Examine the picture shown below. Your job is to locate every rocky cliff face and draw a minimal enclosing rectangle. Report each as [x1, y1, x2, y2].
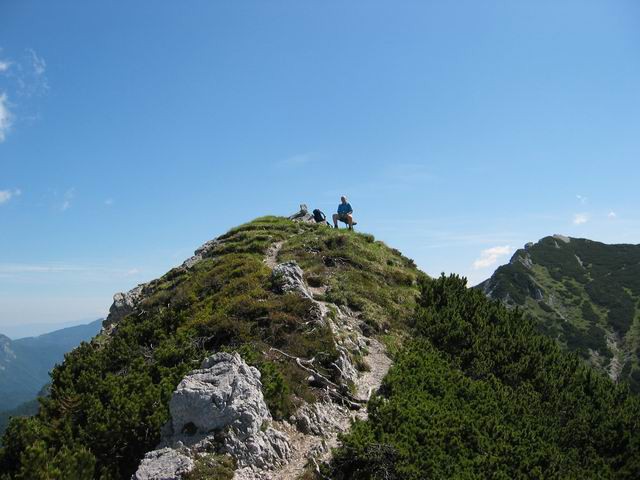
[477, 235, 640, 391]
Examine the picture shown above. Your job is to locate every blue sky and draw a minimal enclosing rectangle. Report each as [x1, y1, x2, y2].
[1, 1, 639, 336]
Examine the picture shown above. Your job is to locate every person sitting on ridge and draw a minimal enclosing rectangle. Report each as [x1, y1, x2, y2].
[333, 196, 356, 230]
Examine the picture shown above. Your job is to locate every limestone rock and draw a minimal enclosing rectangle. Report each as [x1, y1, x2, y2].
[170, 352, 269, 437]
[103, 284, 145, 329]
[518, 253, 533, 269]
[334, 348, 359, 385]
[181, 238, 221, 269]
[295, 402, 344, 436]
[225, 426, 291, 469]
[271, 262, 313, 300]
[194, 238, 221, 258]
[134, 448, 194, 480]
[135, 352, 291, 477]
[288, 204, 315, 223]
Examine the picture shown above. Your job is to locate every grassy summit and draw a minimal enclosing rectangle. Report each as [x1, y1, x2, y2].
[477, 235, 640, 391]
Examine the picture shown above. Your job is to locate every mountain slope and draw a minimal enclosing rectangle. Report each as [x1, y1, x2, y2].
[1, 219, 639, 480]
[0, 216, 420, 479]
[478, 235, 640, 390]
[328, 274, 640, 479]
[0, 320, 103, 411]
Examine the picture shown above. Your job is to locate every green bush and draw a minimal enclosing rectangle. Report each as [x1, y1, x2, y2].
[329, 275, 640, 479]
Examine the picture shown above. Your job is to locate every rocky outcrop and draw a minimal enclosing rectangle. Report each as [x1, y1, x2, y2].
[271, 262, 313, 300]
[334, 348, 359, 385]
[181, 238, 221, 269]
[517, 253, 534, 269]
[134, 448, 194, 480]
[288, 204, 315, 223]
[170, 352, 270, 437]
[133, 353, 291, 480]
[225, 426, 291, 470]
[293, 402, 345, 436]
[102, 284, 145, 329]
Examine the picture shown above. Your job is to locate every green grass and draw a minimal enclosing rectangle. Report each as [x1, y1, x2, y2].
[278, 226, 421, 332]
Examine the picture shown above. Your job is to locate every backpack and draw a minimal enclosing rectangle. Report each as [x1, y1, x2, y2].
[312, 209, 326, 223]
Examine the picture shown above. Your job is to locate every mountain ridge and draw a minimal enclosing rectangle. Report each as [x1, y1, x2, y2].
[478, 234, 640, 390]
[1, 217, 639, 479]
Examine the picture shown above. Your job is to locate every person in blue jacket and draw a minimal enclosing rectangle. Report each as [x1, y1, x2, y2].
[333, 196, 354, 230]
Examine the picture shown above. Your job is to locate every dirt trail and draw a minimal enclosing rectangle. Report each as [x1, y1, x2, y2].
[233, 243, 393, 480]
[355, 337, 392, 402]
[235, 336, 391, 480]
[264, 241, 283, 269]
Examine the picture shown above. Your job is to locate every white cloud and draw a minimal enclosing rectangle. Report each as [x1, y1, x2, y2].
[0, 49, 49, 141]
[473, 245, 512, 270]
[0, 188, 20, 205]
[27, 49, 46, 76]
[59, 188, 75, 211]
[0, 92, 12, 142]
[0, 262, 143, 279]
[608, 211, 617, 219]
[573, 213, 589, 225]
[576, 194, 588, 205]
[0, 263, 84, 274]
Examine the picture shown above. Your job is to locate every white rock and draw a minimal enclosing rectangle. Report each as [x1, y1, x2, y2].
[170, 352, 269, 437]
[288, 205, 315, 223]
[134, 448, 194, 480]
[103, 284, 145, 329]
[295, 402, 344, 436]
[334, 348, 359, 385]
[135, 352, 291, 478]
[271, 262, 313, 300]
[181, 238, 221, 269]
[225, 427, 291, 469]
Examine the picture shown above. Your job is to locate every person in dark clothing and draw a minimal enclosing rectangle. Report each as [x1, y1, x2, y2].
[333, 196, 354, 230]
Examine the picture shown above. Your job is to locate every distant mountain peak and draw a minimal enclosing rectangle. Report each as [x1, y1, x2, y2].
[478, 235, 640, 390]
